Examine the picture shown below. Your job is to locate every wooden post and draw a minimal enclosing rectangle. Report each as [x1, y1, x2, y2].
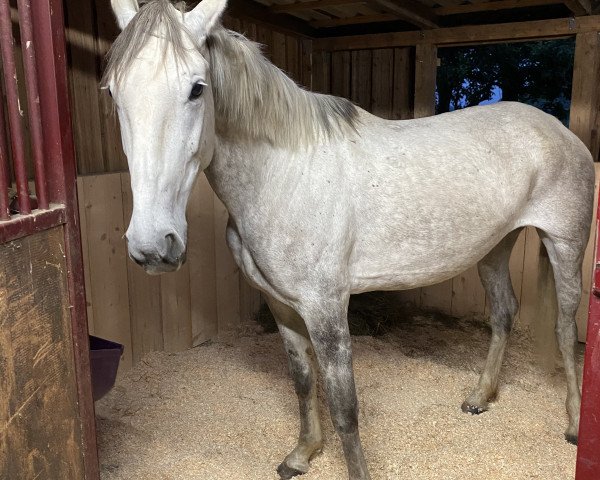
[414, 44, 437, 118]
[570, 31, 600, 161]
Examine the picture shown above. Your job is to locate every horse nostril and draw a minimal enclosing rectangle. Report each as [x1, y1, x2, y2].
[165, 232, 176, 249]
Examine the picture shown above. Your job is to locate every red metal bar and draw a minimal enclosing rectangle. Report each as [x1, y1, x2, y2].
[576, 192, 600, 479]
[0, 206, 65, 244]
[0, 0, 30, 214]
[16, 0, 48, 210]
[0, 104, 10, 220]
[31, 1, 99, 478]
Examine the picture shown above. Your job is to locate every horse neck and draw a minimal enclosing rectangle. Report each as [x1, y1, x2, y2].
[204, 136, 302, 222]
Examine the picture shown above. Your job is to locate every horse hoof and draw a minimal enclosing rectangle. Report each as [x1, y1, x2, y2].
[461, 401, 487, 415]
[277, 462, 305, 479]
[565, 433, 578, 445]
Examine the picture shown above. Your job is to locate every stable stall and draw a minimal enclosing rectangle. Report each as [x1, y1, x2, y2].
[2, 0, 600, 478]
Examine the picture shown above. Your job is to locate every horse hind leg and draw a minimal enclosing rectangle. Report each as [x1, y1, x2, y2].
[537, 230, 584, 444]
[462, 229, 522, 415]
[266, 297, 324, 479]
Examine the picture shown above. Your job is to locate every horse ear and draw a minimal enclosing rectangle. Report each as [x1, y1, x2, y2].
[185, 0, 228, 40]
[111, 0, 139, 30]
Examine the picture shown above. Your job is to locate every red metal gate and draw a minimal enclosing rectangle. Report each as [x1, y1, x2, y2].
[0, 0, 98, 478]
[577, 192, 600, 479]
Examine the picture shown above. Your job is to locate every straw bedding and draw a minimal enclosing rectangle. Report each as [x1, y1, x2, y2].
[96, 296, 580, 479]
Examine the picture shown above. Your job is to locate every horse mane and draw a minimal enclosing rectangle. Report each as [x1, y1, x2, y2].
[102, 0, 358, 149]
[207, 29, 358, 147]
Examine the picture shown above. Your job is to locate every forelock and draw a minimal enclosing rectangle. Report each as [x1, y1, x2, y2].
[102, 0, 198, 87]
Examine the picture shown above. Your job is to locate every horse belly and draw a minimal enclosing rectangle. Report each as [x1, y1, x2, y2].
[347, 155, 531, 293]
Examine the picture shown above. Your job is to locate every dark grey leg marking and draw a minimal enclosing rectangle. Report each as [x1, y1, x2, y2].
[302, 299, 371, 480]
[463, 229, 521, 414]
[267, 298, 323, 479]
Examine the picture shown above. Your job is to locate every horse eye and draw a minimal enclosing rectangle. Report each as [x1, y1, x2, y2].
[189, 83, 204, 100]
[108, 88, 113, 98]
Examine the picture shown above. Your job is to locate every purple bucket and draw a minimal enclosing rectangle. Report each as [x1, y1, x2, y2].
[89, 335, 124, 401]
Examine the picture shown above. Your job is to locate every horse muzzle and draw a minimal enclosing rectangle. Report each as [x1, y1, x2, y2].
[126, 231, 187, 275]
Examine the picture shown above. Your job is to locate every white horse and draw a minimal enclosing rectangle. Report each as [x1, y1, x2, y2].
[105, 1, 594, 478]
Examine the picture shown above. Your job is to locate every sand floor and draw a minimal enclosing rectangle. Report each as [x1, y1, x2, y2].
[96, 308, 581, 480]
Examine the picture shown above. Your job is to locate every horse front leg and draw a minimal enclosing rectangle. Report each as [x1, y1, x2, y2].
[301, 299, 371, 480]
[267, 298, 324, 479]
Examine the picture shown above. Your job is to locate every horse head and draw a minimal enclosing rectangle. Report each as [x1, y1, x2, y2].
[106, 0, 227, 274]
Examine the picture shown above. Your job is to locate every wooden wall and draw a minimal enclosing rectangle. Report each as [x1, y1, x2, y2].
[313, 47, 414, 119]
[77, 173, 263, 371]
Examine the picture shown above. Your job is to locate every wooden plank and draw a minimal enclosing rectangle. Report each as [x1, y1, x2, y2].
[120, 173, 164, 362]
[451, 265, 486, 317]
[300, 38, 313, 89]
[576, 163, 600, 341]
[370, 0, 439, 29]
[517, 227, 541, 330]
[436, 0, 562, 16]
[371, 49, 394, 118]
[64, 0, 104, 174]
[312, 51, 332, 93]
[81, 174, 132, 369]
[257, 25, 274, 60]
[241, 19, 258, 41]
[392, 47, 413, 119]
[414, 44, 437, 118]
[93, 0, 128, 172]
[187, 174, 219, 346]
[331, 50, 352, 98]
[223, 15, 241, 32]
[570, 31, 600, 160]
[351, 50, 372, 110]
[239, 276, 261, 324]
[272, 31, 287, 70]
[272, 0, 367, 13]
[421, 279, 453, 312]
[313, 15, 600, 51]
[312, 14, 400, 29]
[227, 0, 316, 38]
[396, 288, 422, 307]
[76, 177, 95, 334]
[564, 0, 593, 15]
[0, 228, 85, 480]
[160, 261, 192, 352]
[508, 228, 527, 323]
[286, 35, 301, 82]
[213, 196, 240, 339]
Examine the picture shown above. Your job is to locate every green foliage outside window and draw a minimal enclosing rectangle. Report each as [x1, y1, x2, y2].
[436, 39, 575, 125]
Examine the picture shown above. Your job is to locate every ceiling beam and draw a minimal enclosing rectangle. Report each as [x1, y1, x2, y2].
[271, 0, 367, 14]
[369, 0, 439, 28]
[313, 14, 600, 50]
[435, 0, 564, 16]
[563, 0, 593, 15]
[311, 13, 400, 28]
[227, 0, 317, 37]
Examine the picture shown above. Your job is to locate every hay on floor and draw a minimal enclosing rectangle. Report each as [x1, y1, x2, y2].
[96, 299, 580, 480]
